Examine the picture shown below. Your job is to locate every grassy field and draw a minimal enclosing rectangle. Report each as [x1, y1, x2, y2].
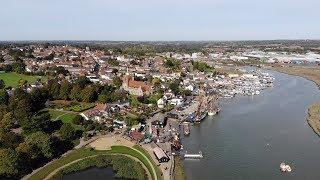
[306, 104, 320, 136]
[0, 72, 46, 87]
[272, 66, 320, 86]
[48, 109, 83, 130]
[173, 156, 185, 180]
[28, 146, 160, 180]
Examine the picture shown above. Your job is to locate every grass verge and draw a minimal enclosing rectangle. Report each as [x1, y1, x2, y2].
[28, 146, 160, 180]
[173, 156, 185, 180]
[133, 145, 162, 180]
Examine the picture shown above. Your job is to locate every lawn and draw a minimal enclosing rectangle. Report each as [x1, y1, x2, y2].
[48, 109, 83, 130]
[0, 72, 46, 87]
[28, 146, 161, 180]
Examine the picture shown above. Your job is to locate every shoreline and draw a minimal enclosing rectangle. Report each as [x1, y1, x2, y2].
[269, 66, 320, 136]
[306, 104, 320, 137]
[173, 156, 185, 180]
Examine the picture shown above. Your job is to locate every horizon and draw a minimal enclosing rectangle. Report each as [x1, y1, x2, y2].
[1, 0, 320, 41]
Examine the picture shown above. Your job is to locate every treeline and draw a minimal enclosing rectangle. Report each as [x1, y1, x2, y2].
[0, 75, 127, 179]
[0, 86, 80, 178]
[45, 76, 125, 103]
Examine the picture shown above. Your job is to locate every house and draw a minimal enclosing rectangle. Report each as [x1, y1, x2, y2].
[122, 75, 152, 96]
[113, 119, 127, 128]
[157, 98, 165, 108]
[80, 109, 102, 121]
[169, 98, 183, 106]
[185, 84, 194, 91]
[153, 147, 170, 163]
[129, 130, 144, 142]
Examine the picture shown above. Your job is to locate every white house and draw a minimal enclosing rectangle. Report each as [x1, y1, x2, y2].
[185, 84, 194, 91]
[169, 98, 183, 106]
[157, 98, 165, 108]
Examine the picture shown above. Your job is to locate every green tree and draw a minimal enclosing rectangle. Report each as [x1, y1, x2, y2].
[13, 98, 32, 124]
[0, 148, 22, 177]
[72, 115, 84, 125]
[17, 132, 53, 160]
[0, 79, 5, 89]
[169, 81, 181, 95]
[59, 123, 76, 141]
[69, 85, 82, 101]
[0, 105, 8, 120]
[30, 88, 48, 112]
[0, 130, 22, 149]
[59, 80, 71, 100]
[81, 86, 97, 103]
[75, 76, 91, 88]
[0, 112, 16, 131]
[21, 111, 51, 134]
[47, 79, 60, 99]
[0, 89, 9, 105]
[113, 76, 123, 89]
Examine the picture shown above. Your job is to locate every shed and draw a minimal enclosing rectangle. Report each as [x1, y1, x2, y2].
[153, 147, 170, 163]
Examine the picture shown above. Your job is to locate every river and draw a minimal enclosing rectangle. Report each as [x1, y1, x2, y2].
[181, 70, 320, 180]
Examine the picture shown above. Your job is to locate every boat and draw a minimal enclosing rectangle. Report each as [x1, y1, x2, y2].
[183, 122, 190, 136]
[184, 151, 203, 159]
[279, 162, 292, 172]
[280, 163, 286, 172]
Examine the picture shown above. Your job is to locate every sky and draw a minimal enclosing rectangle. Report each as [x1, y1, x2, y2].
[0, 0, 319, 41]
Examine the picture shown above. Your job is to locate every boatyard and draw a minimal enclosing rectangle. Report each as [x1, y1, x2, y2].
[141, 68, 276, 172]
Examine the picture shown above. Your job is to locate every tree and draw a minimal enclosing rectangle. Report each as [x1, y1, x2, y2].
[0, 89, 9, 105]
[0, 112, 15, 131]
[75, 76, 91, 88]
[72, 115, 84, 125]
[169, 81, 180, 95]
[18, 132, 54, 160]
[0, 148, 22, 177]
[59, 80, 71, 100]
[0, 79, 5, 89]
[69, 85, 82, 101]
[47, 79, 60, 99]
[0, 105, 8, 120]
[13, 98, 32, 124]
[81, 86, 97, 103]
[113, 76, 123, 89]
[18, 79, 28, 87]
[21, 111, 51, 134]
[30, 88, 48, 112]
[0, 129, 22, 149]
[59, 123, 76, 141]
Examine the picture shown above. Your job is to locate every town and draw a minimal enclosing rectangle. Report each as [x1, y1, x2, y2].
[0, 40, 320, 180]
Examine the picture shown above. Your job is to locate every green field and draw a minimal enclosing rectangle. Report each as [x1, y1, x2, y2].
[28, 146, 162, 180]
[0, 72, 47, 87]
[48, 109, 83, 130]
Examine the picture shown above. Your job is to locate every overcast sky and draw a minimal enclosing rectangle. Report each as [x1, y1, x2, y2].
[0, 0, 319, 41]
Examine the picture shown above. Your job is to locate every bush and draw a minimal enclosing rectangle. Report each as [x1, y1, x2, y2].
[72, 115, 84, 125]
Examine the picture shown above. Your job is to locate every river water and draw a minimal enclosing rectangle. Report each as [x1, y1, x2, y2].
[181, 70, 320, 180]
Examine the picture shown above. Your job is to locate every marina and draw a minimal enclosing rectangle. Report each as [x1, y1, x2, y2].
[181, 70, 320, 180]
